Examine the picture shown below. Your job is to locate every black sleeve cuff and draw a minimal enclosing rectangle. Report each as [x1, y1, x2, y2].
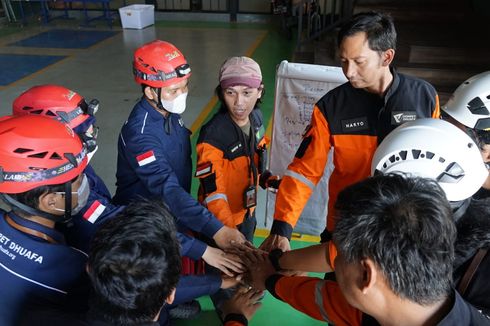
[223, 313, 248, 325]
[270, 220, 293, 240]
[265, 274, 285, 301]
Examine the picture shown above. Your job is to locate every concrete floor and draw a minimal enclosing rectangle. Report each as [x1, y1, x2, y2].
[0, 14, 327, 325]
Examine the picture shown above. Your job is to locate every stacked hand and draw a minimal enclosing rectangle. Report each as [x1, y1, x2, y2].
[202, 246, 244, 277]
[227, 242, 276, 291]
[213, 226, 247, 250]
[221, 287, 264, 322]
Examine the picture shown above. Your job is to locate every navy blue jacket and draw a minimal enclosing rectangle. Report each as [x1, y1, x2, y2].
[60, 166, 125, 253]
[114, 98, 223, 258]
[0, 211, 89, 325]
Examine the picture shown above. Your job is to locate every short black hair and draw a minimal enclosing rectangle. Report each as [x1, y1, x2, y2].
[215, 84, 264, 113]
[475, 129, 490, 147]
[87, 199, 181, 324]
[333, 173, 455, 305]
[337, 11, 397, 52]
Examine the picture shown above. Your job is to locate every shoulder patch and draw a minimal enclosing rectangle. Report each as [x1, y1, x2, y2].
[136, 150, 156, 166]
[196, 162, 213, 177]
[83, 200, 106, 223]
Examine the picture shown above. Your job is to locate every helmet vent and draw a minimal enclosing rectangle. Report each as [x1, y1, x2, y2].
[30, 109, 43, 115]
[467, 97, 489, 115]
[14, 148, 33, 154]
[50, 152, 63, 160]
[412, 149, 421, 159]
[27, 151, 48, 159]
[436, 162, 464, 184]
[46, 110, 57, 117]
[22, 106, 33, 111]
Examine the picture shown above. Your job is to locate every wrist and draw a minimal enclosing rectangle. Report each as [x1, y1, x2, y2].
[268, 248, 284, 272]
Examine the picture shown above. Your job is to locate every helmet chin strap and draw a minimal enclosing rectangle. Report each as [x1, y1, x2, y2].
[0, 182, 74, 225]
[152, 87, 172, 134]
[450, 197, 471, 222]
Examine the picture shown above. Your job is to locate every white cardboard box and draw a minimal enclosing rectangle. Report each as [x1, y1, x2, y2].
[119, 4, 155, 29]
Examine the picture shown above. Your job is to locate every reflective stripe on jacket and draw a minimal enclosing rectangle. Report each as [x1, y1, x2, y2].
[196, 109, 268, 228]
[272, 70, 440, 237]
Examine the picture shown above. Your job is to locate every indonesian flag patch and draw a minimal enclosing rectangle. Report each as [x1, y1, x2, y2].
[136, 150, 156, 166]
[195, 162, 212, 177]
[83, 200, 106, 223]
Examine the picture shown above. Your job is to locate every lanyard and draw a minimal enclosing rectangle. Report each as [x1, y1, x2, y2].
[244, 124, 258, 187]
[5, 214, 57, 244]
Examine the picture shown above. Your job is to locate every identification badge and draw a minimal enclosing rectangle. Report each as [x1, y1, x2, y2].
[243, 186, 257, 209]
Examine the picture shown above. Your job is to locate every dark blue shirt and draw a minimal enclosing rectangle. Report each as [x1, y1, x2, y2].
[0, 211, 89, 325]
[113, 98, 223, 259]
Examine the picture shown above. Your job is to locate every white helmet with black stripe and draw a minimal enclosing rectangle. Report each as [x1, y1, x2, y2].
[371, 118, 487, 202]
[442, 71, 490, 130]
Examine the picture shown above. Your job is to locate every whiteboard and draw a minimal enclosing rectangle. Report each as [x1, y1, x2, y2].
[266, 60, 347, 236]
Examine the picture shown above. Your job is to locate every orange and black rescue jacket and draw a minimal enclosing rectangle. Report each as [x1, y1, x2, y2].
[196, 109, 268, 228]
[271, 70, 440, 238]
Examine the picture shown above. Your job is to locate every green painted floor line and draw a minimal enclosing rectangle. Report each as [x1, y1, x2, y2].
[174, 236, 327, 326]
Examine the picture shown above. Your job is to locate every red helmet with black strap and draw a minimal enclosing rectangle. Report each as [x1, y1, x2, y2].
[13, 84, 98, 130]
[13, 84, 99, 154]
[0, 115, 87, 222]
[133, 40, 191, 88]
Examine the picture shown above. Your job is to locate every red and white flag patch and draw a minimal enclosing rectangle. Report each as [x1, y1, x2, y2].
[83, 200, 106, 223]
[195, 162, 212, 177]
[136, 150, 156, 167]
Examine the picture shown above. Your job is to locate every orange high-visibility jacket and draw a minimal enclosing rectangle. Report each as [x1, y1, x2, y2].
[196, 109, 268, 228]
[271, 70, 440, 237]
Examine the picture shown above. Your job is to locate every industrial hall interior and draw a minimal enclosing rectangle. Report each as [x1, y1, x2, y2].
[0, 0, 489, 325]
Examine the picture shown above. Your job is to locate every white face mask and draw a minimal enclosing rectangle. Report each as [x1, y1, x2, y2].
[160, 92, 188, 114]
[54, 174, 90, 215]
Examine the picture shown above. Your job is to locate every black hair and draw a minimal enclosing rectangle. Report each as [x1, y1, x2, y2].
[454, 198, 490, 268]
[87, 199, 181, 325]
[215, 84, 265, 113]
[337, 11, 397, 52]
[475, 129, 490, 147]
[332, 173, 455, 305]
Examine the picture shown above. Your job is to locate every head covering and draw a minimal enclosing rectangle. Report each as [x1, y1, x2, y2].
[219, 56, 262, 89]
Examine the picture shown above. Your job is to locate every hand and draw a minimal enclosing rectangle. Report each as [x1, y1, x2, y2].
[237, 245, 275, 291]
[259, 170, 281, 190]
[221, 288, 264, 322]
[213, 226, 246, 250]
[202, 246, 245, 277]
[259, 234, 291, 252]
[221, 274, 243, 289]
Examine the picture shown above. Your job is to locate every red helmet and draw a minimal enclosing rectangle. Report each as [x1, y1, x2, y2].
[0, 115, 87, 194]
[133, 40, 191, 88]
[12, 84, 98, 130]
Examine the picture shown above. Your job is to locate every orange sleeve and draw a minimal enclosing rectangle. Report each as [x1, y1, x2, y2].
[273, 106, 331, 228]
[196, 142, 235, 227]
[271, 275, 362, 326]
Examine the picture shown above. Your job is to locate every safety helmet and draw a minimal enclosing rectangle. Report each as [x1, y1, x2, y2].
[12, 84, 98, 130]
[442, 71, 490, 130]
[133, 40, 191, 88]
[0, 115, 87, 194]
[371, 118, 487, 202]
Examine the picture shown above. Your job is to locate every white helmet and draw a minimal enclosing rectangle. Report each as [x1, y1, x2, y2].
[371, 118, 487, 202]
[442, 71, 490, 130]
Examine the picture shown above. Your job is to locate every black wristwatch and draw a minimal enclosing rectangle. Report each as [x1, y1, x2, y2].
[268, 248, 284, 272]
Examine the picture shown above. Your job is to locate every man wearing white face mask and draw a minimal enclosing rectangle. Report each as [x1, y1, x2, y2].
[114, 41, 247, 318]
